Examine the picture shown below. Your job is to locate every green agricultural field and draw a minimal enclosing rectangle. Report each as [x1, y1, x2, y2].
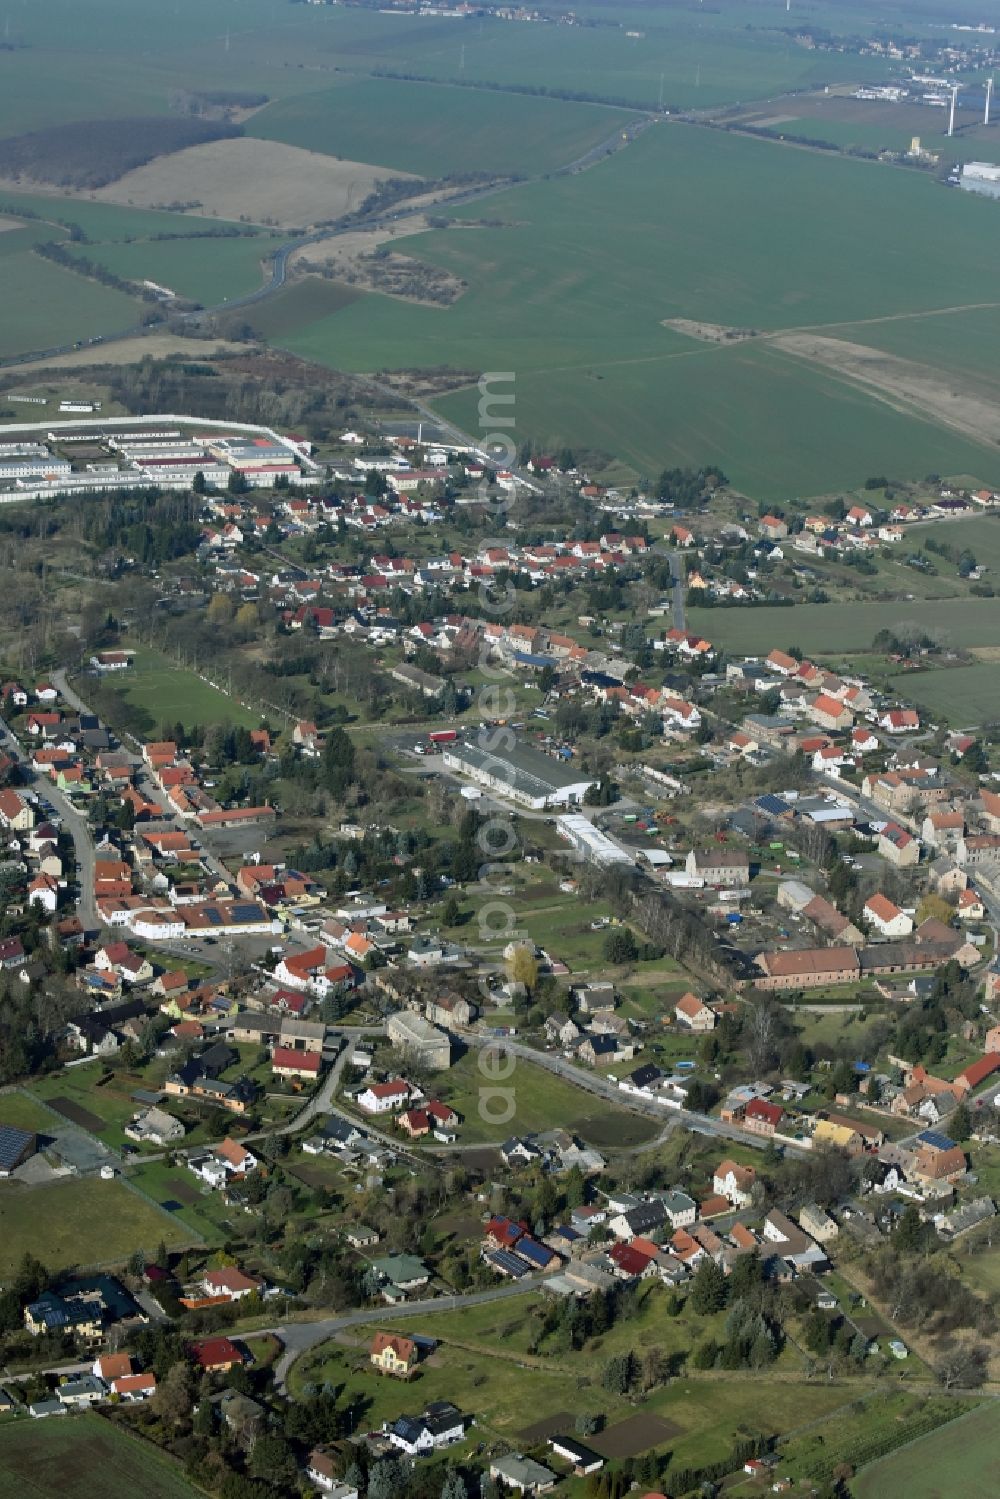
[0, 190, 239, 246]
[0, 192, 285, 358]
[282, 124, 1000, 497]
[0, 1412, 204, 1499]
[0, 1178, 189, 1277]
[250, 79, 639, 178]
[830, 303, 1000, 398]
[0, 252, 141, 360]
[886, 662, 1000, 725]
[112, 646, 260, 733]
[235, 278, 366, 340]
[685, 598, 1000, 656]
[66, 232, 284, 308]
[0, 0, 894, 151]
[853, 1400, 995, 1499]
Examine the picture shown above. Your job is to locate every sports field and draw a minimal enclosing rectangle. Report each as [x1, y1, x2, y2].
[112, 647, 260, 732]
[281, 124, 1000, 496]
[0, 1414, 203, 1499]
[0, 1178, 189, 1277]
[853, 1401, 996, 1499]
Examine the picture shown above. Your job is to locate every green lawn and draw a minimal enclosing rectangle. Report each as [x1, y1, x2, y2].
[29, 1063, 147, 1148]
[853, 1399, 994, 1499]
[126, 1158, 233, 1245]
[302, 1292, 862, 1476]
[394, 1048, 659, 1148]
[112, 646, 260, 733]
[0, 1178, 190, 1276]
[292, 1315, 633, 1436]
[0, 1091, 62, 1135]
[0, 1411, 204, 1499]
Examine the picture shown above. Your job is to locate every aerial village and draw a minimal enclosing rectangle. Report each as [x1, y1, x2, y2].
[1, 421, 999, 1496]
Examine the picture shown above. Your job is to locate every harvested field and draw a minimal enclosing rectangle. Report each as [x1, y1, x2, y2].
[96, 138, 417, 228]
[771, 332, 1000, 450]
[518, 1410, 575, 1443]
[47, 1095, 105, 1132]
[591, 1412, 684, 1457]
[14, 333, 247, 371]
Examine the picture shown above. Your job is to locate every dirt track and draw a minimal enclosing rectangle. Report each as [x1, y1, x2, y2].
[771, 332, 1000, 449]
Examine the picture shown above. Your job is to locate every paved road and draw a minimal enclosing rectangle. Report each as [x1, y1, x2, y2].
[0, 706, 102, 932]
[668, 551, 686, 631]
[265, 1278, 540, 1391]
[458, 1033, 806, 1154]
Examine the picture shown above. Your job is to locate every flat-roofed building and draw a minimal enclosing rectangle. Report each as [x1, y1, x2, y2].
[442, 740, 595, 810]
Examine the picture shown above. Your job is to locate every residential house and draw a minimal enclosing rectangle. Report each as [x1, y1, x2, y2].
[744, 1099, 784, 1137]
[863, 893, 914, 938]
[385, 1403, 467, 1456]
[798, 1203, 839, 1242]
[674, 991, 716, 1031]
[357, 1079, 418, 1114]
[490, 1456, 558, 1494]
[272, 1047, 322, 1082]
[307, 1449, 359, 1498]
[879, 824, 919, 868]
[370, 1331, 418, 1377]
[713, 1159, 756, 1208]
[188, 1337, 246, 1373]
[761, 1210, 828, 1271]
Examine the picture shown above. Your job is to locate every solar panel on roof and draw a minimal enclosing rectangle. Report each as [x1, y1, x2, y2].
[917, 1130, 955, 1151]
[487, 1249, 530, 1278]
[0, 1123, 34, 1172]
[204, 908, 223, 925]
[755, 794, 790, 816]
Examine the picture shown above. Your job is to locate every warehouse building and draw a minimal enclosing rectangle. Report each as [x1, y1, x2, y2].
[442, 740, 595, 810]
[556, 813, 633, 867]
[961, 161, 1000, 199]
